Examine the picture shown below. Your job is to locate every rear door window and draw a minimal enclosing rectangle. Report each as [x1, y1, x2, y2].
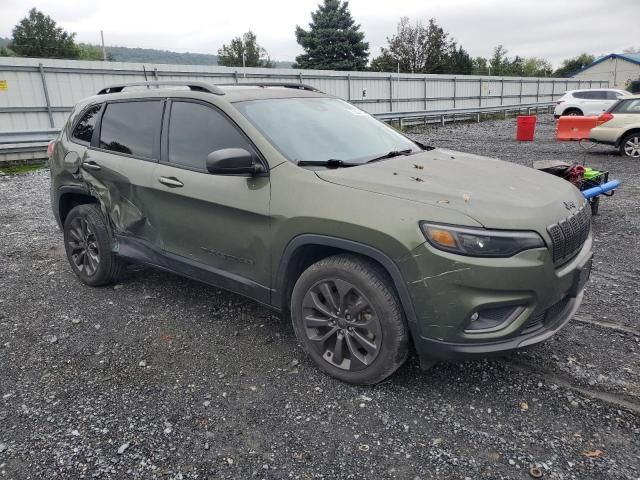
[167, 101, 255, 171]
[574, 91, 607, 100]
[591, 91, 608, 100]
[99, 101, 163, 158]
[71, 104, 102, 144]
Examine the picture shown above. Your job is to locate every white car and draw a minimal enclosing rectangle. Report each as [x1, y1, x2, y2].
[554, 88, 630, 118]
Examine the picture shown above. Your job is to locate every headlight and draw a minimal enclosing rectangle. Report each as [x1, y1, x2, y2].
[420, 222, 545, 257]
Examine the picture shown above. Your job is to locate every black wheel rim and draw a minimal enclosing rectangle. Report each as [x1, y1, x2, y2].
[301, 278, 382, 371]
[67, 217, 100, 276]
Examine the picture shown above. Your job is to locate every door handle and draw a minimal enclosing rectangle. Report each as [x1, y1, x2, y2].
[82, 160, 101, 171]
[158, 176, 184, 188]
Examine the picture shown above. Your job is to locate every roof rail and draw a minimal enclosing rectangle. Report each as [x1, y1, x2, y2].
[97, 81, 225, 96]
[219, 82, 321, 92]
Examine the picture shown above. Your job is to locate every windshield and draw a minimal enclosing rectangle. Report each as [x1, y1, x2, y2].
[234, 97, 420, 164]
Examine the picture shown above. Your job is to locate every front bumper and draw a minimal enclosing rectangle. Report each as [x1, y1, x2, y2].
[415, 291, 583, 360]
[399, 235, 593, 361]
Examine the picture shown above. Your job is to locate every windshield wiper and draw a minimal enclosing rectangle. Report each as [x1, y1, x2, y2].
[365, 148, 414, 164]
[296, 159, 358, 168]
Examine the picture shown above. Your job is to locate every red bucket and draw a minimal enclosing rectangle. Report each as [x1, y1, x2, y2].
[516, 115, 537, 141]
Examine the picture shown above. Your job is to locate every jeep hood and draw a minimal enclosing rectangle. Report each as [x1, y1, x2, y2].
[314, 148, 586, 230]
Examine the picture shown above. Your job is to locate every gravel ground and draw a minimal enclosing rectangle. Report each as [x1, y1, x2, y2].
[0, 114, 639, 479]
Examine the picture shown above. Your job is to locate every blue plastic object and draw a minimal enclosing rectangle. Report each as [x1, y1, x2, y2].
[582, 179, 620, 199]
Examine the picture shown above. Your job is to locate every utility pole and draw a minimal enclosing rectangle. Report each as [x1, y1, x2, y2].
[242, 51, 246, 78]
[100, 30, 106, 61]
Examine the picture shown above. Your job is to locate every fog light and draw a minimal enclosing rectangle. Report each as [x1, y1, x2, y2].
[465, 305, 525, 333]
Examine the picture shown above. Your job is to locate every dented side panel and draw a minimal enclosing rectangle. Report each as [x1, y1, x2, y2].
[80, 149, 161, 248]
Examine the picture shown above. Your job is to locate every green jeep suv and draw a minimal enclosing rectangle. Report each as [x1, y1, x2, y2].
[50, 81, 593, 384]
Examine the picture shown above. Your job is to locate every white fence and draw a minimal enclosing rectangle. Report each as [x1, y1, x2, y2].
[0, 57, 607, 161]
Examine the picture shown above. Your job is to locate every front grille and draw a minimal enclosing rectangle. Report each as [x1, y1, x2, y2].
[547, 203, 591, 265]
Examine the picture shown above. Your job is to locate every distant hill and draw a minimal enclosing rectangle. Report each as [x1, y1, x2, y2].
[106, 46, 219, 65]
[107, 45, 294, 68]
[0, 37, 293, 68]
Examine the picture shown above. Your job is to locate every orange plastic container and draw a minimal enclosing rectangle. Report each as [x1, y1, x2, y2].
[516, 115, 537, 141]
[556, 116, 598, 141]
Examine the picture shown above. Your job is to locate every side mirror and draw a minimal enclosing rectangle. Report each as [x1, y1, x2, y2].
[206, 148, 265, 176]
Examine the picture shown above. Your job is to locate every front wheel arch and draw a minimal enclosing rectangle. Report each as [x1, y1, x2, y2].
[274, 235, 419, 330]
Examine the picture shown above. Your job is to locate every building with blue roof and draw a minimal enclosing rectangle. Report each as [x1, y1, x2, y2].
[572, 53, 640, 89]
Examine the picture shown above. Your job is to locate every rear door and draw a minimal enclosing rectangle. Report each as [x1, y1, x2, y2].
[147, 99, 271, 300]
[82, 99, 164, 247]
[587, 90, 611, 115]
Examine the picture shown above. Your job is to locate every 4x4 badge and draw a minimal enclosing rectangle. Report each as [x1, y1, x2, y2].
[564, 201, 576, 210]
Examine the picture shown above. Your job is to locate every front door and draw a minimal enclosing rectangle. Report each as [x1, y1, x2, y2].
[147, 99, 271, 301]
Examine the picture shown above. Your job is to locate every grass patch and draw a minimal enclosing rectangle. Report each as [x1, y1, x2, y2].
[0, 161, 48, 176]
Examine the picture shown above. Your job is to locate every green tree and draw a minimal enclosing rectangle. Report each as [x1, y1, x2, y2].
[369, 50, 398, 72]
[472, 56, 489, 75]
[294, 0, 369, 70]
[217, 31, 273, 68]
[77, 43, 114, 61]
[553, 53, 595, 77]
[370, 17, 470, 74]
[9, 8, 79, 58]
[522, 57, 552, 77]
[445, 43, 473, 75]
[489, 45, 509, 75]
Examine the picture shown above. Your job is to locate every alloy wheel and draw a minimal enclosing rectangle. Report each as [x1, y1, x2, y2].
[624, 136, 640, 158]
[67, 217, 100, 276]
[301, 278, 382, 371]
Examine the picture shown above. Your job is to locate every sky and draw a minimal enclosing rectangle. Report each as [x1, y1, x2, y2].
[1, 0, 639, 67]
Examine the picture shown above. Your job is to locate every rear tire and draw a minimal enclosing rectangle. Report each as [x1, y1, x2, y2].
[63, 204, 125, 286]
[290, 254, 409, 384]
[563, 108, 583, 116]
[620, 132, 640, 158]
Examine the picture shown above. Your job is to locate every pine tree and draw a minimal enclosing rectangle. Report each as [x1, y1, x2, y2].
[294, 0, 369, 71]
[9, 8, 79, 58]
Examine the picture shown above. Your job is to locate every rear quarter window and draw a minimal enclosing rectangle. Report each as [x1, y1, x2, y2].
[71, 104, 102, 144]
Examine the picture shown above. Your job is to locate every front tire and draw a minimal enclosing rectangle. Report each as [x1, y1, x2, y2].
[63, 204, 125, 286]
[620, 132, 640, 158]
[290, 254, 409, 384]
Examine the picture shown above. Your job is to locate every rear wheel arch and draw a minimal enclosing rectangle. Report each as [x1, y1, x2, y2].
[618, 128, 640, 144]
[58, 188, 99, 225]
[619, 129, 640, 157]
[274, 235, 418, 328]
[563, 107, 583, 116]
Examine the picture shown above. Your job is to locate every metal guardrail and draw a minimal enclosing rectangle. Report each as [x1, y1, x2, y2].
[376, 101, 555, 125]
[0, 128, 61, 144]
